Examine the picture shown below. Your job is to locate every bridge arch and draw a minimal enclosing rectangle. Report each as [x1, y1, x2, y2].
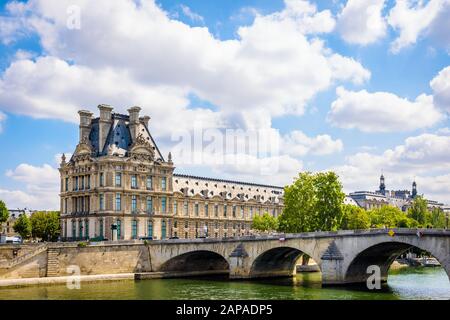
[250, 246, 321, 278]
[344, 239, 450, 285]
[159, 250, 230, 276]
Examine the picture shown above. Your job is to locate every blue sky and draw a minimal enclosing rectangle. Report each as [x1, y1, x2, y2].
[0, 0, 449, 209]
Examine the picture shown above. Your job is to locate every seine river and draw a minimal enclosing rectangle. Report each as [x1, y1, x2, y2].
[0, 267, 449, 300]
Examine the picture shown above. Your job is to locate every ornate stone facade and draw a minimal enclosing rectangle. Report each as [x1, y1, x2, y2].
[59, 105, 284, 241]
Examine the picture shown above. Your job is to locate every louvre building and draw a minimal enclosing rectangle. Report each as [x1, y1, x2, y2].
[59, 105, 284, 241]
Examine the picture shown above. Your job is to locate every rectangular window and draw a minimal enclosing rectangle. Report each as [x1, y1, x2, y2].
[146, 197, 153, 214]
[184, 201, 188, 216]
[147, 221, 153, 237]
[205, 204, 209, 217]
[85, 220, 89, 238]
[81, 176, 84, 190]
[214, 204, 218, 217]
[232, 206, 236, 217]
[161, 197, 167, 213]
[173, 200, 178, 215]
[115, 173, 122, 187]
[161, 177, 167, 191]
[146, 176, 152, 190]
[115, 193, 121, 211]
[100, 172, 104, 187]
[65, 178, 69, 192]
[75, 176, 79, 191]
[131, 220, 137, 239]
[131, 195, 137, 213]
[99, 194, 104, 210]
[224, 205, 227, 217]
[250, 207, 253, 218]
[87, 175, 91, 189]
[117, 219, 121, 238]
[241, 206, 244, 218]
[131, 175, 138, 189]
[195, 203, 199, 216]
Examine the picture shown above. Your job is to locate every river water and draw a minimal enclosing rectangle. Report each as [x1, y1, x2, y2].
[0, 267, 449, 300]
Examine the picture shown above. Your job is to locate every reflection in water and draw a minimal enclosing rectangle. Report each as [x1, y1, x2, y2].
[0, 267, 448, 300]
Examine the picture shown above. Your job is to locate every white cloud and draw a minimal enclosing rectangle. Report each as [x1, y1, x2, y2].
[282, 130, 343, 157]
[2, 163, 60, 210]
[0, 111, 5, 133]
[337, 0, 387, 45]
[430, 65, 450, 113]
[179, 4, 204, 24]
[332, 133, 450, 204]
[328, 86, 444, 132]
[0, 56, 223, 138]
[388, 0, 449, 53]
[0, 0, 369, 131]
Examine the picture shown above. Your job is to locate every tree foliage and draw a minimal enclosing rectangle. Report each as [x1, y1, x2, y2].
[252, 212, 279, 232]
[278, 171, 345, 233]
[0, 200, 9, 226]
[407, 196, 428, 226]
[30, 211, 60, 241]
[340, 204, 370, 230]
[13, 214, 32, 239]
[368, 206, 416, 228]
[429, 207, 446, 229]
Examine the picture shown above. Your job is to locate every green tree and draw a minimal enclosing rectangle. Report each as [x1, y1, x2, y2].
[30, 211, 60, 241]
[369, 205, 416, 228]
[0, 200, 9, 227]
[340, 205, 370, 230]
[13, 214, 32, 239]
[251, 212, 279, 232]
[278, 171, 345, 233]
[408, 196, 428, 226]
[429, 207, 446, 228]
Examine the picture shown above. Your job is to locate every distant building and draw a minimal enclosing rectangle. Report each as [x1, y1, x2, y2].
[0, 208, 33, 236]
[349, 175, 446, 212]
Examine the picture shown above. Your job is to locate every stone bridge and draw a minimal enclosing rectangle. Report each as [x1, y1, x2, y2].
[1, 229, 450, 286]
[147, 228, 450, 285]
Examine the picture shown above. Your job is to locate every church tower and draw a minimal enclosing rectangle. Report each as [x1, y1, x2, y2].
[412, 180, 417, 198]
[379, 174, 386, 195]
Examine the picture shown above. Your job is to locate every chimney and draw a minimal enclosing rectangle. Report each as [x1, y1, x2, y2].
[140, 115, 150, 129]
[128, 106, 141, 141]
[78, 110, 93, 143]
[98, 104, 113, 152]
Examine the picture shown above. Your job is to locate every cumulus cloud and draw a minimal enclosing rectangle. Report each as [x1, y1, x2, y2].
[0, 0, 369, 131]
[282, 130, 343, 157]
[337, 0, 387, 45]
[2, 163, 60, 210]
[327, 86, 444, 132]
[332, 133, 450, 204]
[388, 0, 449, 53]
[430, 65, 450, 113]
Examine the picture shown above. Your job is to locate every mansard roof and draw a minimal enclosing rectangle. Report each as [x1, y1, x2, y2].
[172, 173, 284, 204]
[88, 113, 164, 160]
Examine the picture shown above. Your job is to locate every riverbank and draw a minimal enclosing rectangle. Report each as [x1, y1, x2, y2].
[0, 273, 135, 288]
